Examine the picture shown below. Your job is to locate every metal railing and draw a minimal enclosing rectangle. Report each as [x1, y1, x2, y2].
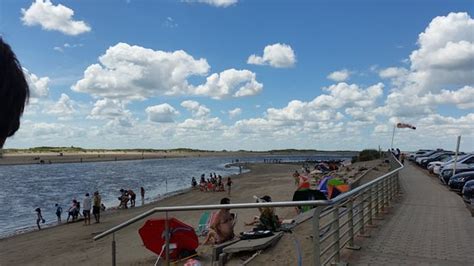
[94, 154, 403, 265]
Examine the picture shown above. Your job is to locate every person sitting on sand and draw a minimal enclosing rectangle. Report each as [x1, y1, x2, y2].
[245, 195, 281, 232]
[191, 177, 197, 188]
[35, 208, 45, 230]
[0, 37, 30, 149]
[203, 198, 235, 245]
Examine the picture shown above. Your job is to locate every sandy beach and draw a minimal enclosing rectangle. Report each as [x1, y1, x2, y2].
[0, 159, 387, 266]
[0, 150, 357, 166]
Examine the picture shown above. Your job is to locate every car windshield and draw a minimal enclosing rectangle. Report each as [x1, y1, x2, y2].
[445, 154, 469, 164]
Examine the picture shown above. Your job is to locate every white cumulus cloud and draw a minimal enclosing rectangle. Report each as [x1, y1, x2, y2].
[185, 0, 238, 8]
[195, 69, 263, 99]
[23, 68, 50, 99]
[73, 43, 262, 100]
[45, 93, 76, 119]
[327, 69, 351, 82]
[146, 104, 180, 123]
[21, 0, 91, 36]
[228, 108, 242, 119]
[181, 100, 210, 117]
[247, 43, 296, 68]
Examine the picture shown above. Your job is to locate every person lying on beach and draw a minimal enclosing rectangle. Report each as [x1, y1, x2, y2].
[0, 37, 30, 149]
[203, 198, 235, 245]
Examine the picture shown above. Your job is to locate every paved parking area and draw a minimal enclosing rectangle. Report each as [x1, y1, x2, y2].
[346, 163, 474, 265]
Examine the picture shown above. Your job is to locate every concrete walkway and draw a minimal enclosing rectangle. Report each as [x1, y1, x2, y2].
[346, 163, 474, 265]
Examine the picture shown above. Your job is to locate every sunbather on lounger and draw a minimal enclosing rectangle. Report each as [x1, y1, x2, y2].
[203, 198, 235, 245]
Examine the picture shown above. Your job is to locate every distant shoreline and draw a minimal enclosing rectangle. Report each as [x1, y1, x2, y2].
[0, 150, 358, 166]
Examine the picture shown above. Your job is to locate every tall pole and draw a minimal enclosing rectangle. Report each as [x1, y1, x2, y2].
[453, 136, 461, 176]
[390, 125, 396, 149]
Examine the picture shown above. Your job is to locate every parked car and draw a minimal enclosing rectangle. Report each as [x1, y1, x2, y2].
[448, 171, 474, 191]
[414, 149, 444, 164]
[408, 150, 433, 161]
[435, 154, 469, 175]
[462, 180, 474, 203]
[439, 154, 474, 184]
[428, 155, 453, 173]
[420, 152, 454, 168]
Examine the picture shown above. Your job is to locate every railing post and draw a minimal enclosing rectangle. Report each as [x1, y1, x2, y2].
[347, 198, 361, 249]
[391, 174, 396, 199]
[383, 178, 389, 210]
[112, 232, 116, 266]
[358, 191, 371, 236]
[374, 183, 379, 215]
[367, 188, 373, 226]
[312, 206, 322, 266]
[333, 205, 340, 263]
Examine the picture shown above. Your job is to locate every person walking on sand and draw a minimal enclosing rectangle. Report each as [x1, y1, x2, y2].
[226, 177, 233, 195]
[83, 193, 92, 225]
[92, 191, 101, 223]
[55, 203, 62, 223]
[35, 208, 45, 230]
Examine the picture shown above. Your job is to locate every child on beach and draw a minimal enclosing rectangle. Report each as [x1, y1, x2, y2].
[35, 208, 45, 230]
[55, 204, 62, 223]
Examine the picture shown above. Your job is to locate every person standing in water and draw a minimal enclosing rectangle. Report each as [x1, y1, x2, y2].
[35, 208, 44, 230]
[55, 204, 62, 223]
[92, 191, 101, 223]
[83, 193, 92, 225]
[140, 186, 145, 206]
[128, 189, 136, 207]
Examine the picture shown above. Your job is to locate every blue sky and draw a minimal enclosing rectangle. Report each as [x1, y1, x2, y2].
[1, 0, 473, 151]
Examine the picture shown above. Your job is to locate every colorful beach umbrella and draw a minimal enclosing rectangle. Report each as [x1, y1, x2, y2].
[138, 218, 198, 261]
[318, 176, 331, 192]
[327, 184, 350, 199]
[327, 178, 345, 186]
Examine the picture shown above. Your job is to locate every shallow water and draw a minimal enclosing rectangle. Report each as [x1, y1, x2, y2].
[0, 154, 350, 237]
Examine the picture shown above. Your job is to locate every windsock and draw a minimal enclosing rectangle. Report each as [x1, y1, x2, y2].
[396, 122, 416, 130]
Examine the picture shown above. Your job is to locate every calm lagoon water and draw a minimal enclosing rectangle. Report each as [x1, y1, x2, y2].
[0, 154, 350, 237]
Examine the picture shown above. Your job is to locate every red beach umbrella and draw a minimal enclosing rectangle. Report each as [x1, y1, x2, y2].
[138, 218, 199, 261]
